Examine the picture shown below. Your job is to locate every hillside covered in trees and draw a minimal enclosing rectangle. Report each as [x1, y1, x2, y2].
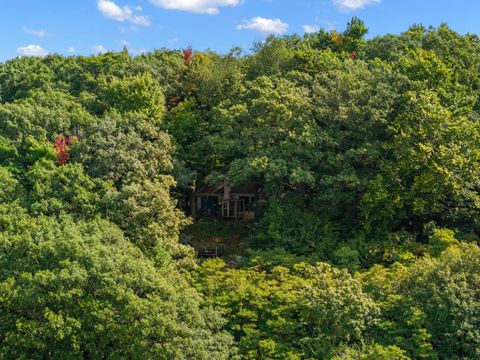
[1, 19, 480, 359]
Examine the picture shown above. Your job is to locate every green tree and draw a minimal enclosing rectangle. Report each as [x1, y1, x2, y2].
[0, 210, 232, 359]
[0, 167, 22, 203]
[361, 241, 480, 359]
[98, 73, 165, 123]
[104, 178, 192, 265]
[195, 260, 377, 359]
[361, 91, 480, 240]
[74, 113, 174, 188]
[24, 159, 105, 218]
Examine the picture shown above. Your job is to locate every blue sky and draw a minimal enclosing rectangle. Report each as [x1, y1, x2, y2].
[1, 0, 479, 61]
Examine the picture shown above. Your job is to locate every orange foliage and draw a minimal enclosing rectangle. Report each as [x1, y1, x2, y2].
[331, 31, 343, 45]
[54, 135, 74, 165]
[183, 46, 193, 64]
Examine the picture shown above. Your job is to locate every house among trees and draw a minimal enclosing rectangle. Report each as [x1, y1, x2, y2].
[192, 183, 259, 220]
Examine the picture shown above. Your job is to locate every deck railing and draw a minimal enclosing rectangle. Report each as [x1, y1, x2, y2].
[191, 243, 225, 258]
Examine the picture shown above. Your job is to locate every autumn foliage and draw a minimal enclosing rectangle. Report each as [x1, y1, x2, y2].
[54, 135, 74, 165]
[331, 31, 343, 45]
[183, 46, 193, 64]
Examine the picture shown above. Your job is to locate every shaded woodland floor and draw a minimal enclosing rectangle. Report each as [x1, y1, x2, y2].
[183, 220, 250, 262]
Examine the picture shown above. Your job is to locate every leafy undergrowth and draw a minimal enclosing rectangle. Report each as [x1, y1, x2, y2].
[183, 219, 250, 262]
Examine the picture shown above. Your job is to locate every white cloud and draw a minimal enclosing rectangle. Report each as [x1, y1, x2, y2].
[150, 0, 243, 15]
[91, 45, 107, 54]
[67, 47, 75, 53]
[302, 25, 321, 34]
[23, 26, 48, 37]
[324, 20, 336, 31]
[17, 44, 49, 57]
[237, 17, 289, 35]
[168, 37, 179, 43]
[120, 39, 130, 46]
[120, 25, 140, 33]
[97, 0, 151, 26]
[130, 48, 148, 55]
[332, 0, 381, 11]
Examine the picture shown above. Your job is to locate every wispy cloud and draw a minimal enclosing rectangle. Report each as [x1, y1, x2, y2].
[237, 17, 289, 35]
[91, 45, 107, 54]
[302, 25, 321, 34]
[17, 44, 49, 57]
[150, 0, 243, 15]
[97, 0, 151, 26]
[120, 25, 141, 34]
[332, 0, 381, 11]
[23, 26, 48, 37]
[67, 47, 75, 53]
[129, 47, 148, 55]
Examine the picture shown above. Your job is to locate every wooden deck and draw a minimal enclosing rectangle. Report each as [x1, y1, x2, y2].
[191, 243, 225, 258]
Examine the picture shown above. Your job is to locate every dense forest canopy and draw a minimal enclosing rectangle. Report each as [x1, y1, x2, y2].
[0, 19, 480, 359]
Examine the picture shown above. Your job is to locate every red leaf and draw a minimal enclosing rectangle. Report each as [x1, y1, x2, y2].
[183, 46, 193, 64]
[54, 135, 75, 165]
